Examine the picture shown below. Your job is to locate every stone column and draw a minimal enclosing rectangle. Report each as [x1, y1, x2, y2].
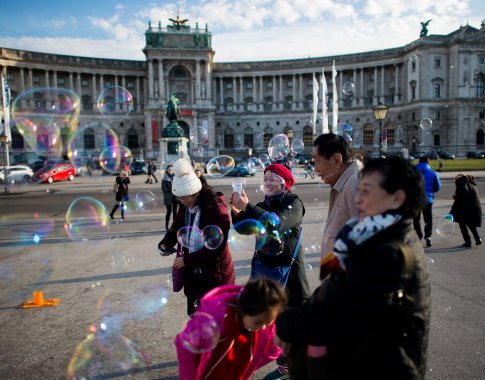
[76, 73, 81, 99]
[45, 70, 49, 88]
[159, 60, 164, 100]
[292, 74, 296, 110]
[298, 74, 303, 109]
[380, 66, 385, 103]
[69, 72, 74, 92]
[28, 69, 33, 89]
[219, 77, 224, 111]
[100, 75, 104, 91]
[373, 67, 378, 105]
[145, 113, 153, 153]
[239, 77, 243, 111]
[232, 77, 237, 106]
[53, 71, 58, 88]
[252, 76, 257, 108]
[205, 61, 211, 99]
[272, 75, 277, 111]
[92, 74, 97, 111]
[19, 68, 25, 94]
[394, 65, 399, 104]
[148, 60, 154, 98]
[136, 77, 141, 112]
[122, 76, 127, 112]
[360, 68, 364, 106]
[352, 69, 357, 107]
[259, 76, 263, 111]
[195, 60, 201, 100]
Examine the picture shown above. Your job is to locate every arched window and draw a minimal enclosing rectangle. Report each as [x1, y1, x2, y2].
[244, 127, 253, 148]
[477, 129, 484, 145]
[434, 83, 441, 99]
[10, 126, 24, 149]
[303, 126, 313, 147]
[363, 123, 374, 146]
[127, 128, 139, 149]
[84, 127, 95, 150]
[385, 122, 395, 145]
[477, 73, 484, 97]
[409, 81, 417, 100]
[224, 127, 234, 149]
[263, 127, 273, 148]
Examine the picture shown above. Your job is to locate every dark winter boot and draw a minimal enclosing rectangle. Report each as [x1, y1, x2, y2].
[110, 204, 119, 219]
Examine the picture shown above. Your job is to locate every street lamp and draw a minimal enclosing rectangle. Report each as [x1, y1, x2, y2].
[0, 130, 10, 193]
[372, 104, 389, 157]
[286, 128, 294, 145]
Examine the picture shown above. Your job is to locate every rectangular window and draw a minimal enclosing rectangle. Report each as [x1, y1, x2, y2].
[127, 82, 134, 89]
[58, 77, 65, 86]
[81, 79, 89, 88]
[307, 79, 312, 87]
[6, 73, 13, 82]
[436, 110, 441, 120]
[105, 81, 113, 87]
[266, 81, 273, 89]
[33, 75, 40, 85]
[434, 58, 441, 68]
[246, 82, 253, 90]
[479, 57, 485, 65]
[370, 73, 374, 82]
[287, 80, 293, 88]
[226, 82, 232, 90]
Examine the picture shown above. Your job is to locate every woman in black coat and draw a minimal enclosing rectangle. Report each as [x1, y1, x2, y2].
[450, 174, 482, 247]
[109, 170, 130, 220]
[161, 164, 178, 230]
[275, 157, 431, 380]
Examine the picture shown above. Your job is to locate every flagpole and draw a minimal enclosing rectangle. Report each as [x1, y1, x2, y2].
[312, 73, 319, 135]
[332, 60, 338, 133]
[321, 68, 328, 135]
[1, 73, 11, 168]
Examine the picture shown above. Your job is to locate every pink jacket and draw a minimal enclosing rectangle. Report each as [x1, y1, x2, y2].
[175, 284, 281, 380]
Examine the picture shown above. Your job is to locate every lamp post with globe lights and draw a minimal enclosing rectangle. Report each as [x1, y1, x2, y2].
[0, 130, 10, 193]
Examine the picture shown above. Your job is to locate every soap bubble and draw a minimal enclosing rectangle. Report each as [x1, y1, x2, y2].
[99, 145, 133, 174]
[259, 154, 271, 166]
[97, 86, 134, 118]
[259, 212, 281, 230]
[177, 226, 204, 251]
[202, 225, 224, 250]
[342, 81, 355, 96]
[66, 325, 150, 379]
[190, 126, 209, 145]
[110, 253, 134, 272]
[64, 197, 110, 242]
[135, 190, 157, 211]
[268, 134, 290, 161]
[206, 155, 235, 178]
[247, 157, 266, 171]
[233, 219, 267, 250]
[180, 312, 220, 354]
[435, 214, 455, 239]
[419, 118, 433, 131]
[12, 87, 80, 159]
[291, 139, 305, 154]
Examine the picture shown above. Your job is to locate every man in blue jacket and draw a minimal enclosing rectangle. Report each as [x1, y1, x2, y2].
[414, 155, 441, 247]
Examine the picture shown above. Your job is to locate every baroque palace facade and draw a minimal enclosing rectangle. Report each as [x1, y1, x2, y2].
[1, 18, 485, 162]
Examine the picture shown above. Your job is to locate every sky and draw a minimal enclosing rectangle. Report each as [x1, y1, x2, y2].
[0, 0, 484, 63]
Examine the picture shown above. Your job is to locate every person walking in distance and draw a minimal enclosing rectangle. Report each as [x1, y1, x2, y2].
[450, 174, 482, 247]
[161, 164, 179, 231]
[413, 155, 441, 248]
[110, 170, 130, 220]
[145, 160, 158, 184]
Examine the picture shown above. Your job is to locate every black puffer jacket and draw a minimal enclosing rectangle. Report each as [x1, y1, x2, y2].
[232, 191, 311, 307]
[276, 218, 431, 379]
[450, 175, 482, 227]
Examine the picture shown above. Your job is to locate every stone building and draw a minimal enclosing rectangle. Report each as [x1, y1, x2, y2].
[1, 18, 484, 163]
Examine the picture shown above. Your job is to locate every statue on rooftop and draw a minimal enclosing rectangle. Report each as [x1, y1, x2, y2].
[169, 15, 189, 30]
[420, 19, 432, 37]
[166, 93, 180, 123]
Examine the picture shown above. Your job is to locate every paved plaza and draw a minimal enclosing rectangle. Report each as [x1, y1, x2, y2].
[0, 172, 484, 379]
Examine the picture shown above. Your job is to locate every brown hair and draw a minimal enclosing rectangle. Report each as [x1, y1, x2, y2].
[238, 278, 288, 316]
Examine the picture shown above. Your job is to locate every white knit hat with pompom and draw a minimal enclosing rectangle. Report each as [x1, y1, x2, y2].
[171, 158, 202, 197]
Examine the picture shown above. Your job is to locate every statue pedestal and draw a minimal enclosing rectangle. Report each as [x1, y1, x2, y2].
[158, 137, 189, 166]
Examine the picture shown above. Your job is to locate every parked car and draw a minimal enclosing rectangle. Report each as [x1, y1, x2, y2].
[32, 163, 76, 183]
[0, 165, 34, 183]
[294, 154, 311, 165]
[436, 150, 455, 159]
[466, 151, 485, 159]
[226, 161, 257, 177]
[131, 159, 147, 175]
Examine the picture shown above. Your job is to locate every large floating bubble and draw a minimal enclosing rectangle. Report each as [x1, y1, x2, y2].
[190, 126, 209, 145]
[419, 118, 433, 131]
[11, 87, 80, 159]
[206, 155, 235, 178]
[177, 226, 204, 252]
[97, 86, 134, 118]
[64, 197, 110, 242]
[180, 312, 220, 354]
[202, 225, 224, 250]
[247, 157, 266, 172]
[268, 134, 290, 161]
[233, 219, 267, 250]
[259, 212, 281, 230]
[291, 139, 305, 154]
[259, 154, 271, 166]
[135, 190, 157, 211]
[99, 145, 133, 174]
[66, 325, 150, 379]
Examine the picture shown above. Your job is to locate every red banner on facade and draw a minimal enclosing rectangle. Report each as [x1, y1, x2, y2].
[151, 119, 158, 142]
[180, 109, 193, 116]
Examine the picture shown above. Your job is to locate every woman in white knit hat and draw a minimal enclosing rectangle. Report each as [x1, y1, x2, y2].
[158, 158, 235, 315]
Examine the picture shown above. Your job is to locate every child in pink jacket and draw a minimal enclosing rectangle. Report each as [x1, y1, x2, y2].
[175, 279, 288, 380]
